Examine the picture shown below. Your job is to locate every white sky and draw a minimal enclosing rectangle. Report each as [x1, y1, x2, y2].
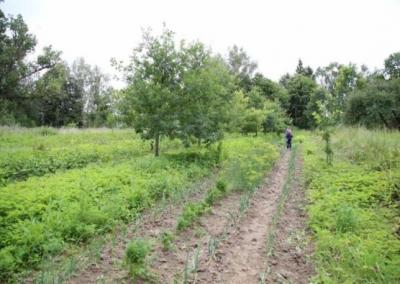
[3, 0, 400, 87]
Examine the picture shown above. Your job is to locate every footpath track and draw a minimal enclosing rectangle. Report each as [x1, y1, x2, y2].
[195, 151, 291, 283]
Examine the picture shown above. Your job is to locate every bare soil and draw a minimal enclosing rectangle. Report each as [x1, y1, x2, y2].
[263, 155, 314, 284]
[195, 151, 291, 283]
[149, 189, 244, 283]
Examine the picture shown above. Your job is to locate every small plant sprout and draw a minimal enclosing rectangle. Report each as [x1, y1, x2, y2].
[160, 231, 175, 251]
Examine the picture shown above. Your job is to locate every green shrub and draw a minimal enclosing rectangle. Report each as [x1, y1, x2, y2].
[216, 179, 227, 193]
[0, 248, 15, 281]
[125, 239, 151, 280]
[176, 202, 208, 231]
[125, 239, 151, 265]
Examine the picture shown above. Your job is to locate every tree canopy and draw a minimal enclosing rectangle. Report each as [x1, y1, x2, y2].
[1, 1, 399, 136]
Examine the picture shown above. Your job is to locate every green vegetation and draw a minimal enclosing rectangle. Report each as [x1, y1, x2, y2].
[176, 136, 280, 231]
[2, 2, 400, 283]
[303, 128, 400, 283]
[0, 130, 279, 281]
[125, 239, 152, 280]
[160, 231, 175, 252]
[176, 202, 209, 231]
[0, 128, 152, 185]
[0, 133, 218, 280]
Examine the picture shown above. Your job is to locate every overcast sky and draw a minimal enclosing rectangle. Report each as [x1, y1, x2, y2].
[3, 0, 400, 86]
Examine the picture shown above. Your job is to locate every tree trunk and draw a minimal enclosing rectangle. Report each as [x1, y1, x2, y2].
[155, 132, 160, 157]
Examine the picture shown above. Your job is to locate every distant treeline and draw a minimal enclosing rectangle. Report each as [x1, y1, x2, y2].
[1, 4, 399, 136]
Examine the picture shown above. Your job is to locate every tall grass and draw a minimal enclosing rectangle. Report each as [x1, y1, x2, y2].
[332, 127, 400, 170]
[303, 127, 400, 283]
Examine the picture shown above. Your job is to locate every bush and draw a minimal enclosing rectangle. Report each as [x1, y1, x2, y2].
[345, 78, 400, 129]
[125, 239, 151, 265]
[216, 179, 227, 193]
[262, 101, 290, 134]
[125, 239, 151, 280]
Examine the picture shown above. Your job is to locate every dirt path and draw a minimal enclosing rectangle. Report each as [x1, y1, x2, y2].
[149, 190, 245, 283]
[263, 155, 314, 283]
[195, 151, 291, 283]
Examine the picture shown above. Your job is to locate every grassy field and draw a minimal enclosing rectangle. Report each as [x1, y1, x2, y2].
[4, 126, 397, 283]
[0, 128, 281, 282]
[303, 127, 400, 283]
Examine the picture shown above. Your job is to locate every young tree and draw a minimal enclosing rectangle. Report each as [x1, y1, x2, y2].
[334, 64, 366, 110]
[384, 52, 400, 79]
[251, 73, 289, 109]
[315, 62, 341, 93]
[71, 58, 112, 127]
[122, 28, 234, 155]
[262, 100, 291, 134]
[241, 108, 265, 136]
[0, 5, 61, 125]
[345, 78, 400, 129]
[286, 74, 317, 128]
[179, 54, 235, 146]
[304, 87, 332, 129]
[34, 63, 84, 127]
[123, 28, 182, 156]
[246, 86, 264, 109]
[295, 59, 314, 79]
[225, 90, 248, 132]
[227, 45, 257, 91]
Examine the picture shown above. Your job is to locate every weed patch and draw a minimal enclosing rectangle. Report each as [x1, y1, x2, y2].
[303, 128, 400, 283]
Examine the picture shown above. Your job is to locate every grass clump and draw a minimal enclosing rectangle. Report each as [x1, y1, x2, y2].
[160, 231, 175, 251]
[204, 179, 228, 206]
[176, 202, 209, 231]
[125, 239, 152, 281]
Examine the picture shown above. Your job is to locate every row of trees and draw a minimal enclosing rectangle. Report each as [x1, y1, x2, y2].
[276, 55, 400, 130]
[114, 27, 295, 155]
[1, 3, 399, 156]
[0, 4, 115, 127]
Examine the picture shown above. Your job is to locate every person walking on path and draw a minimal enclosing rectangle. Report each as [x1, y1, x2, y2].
[285, 128, 293, 150]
